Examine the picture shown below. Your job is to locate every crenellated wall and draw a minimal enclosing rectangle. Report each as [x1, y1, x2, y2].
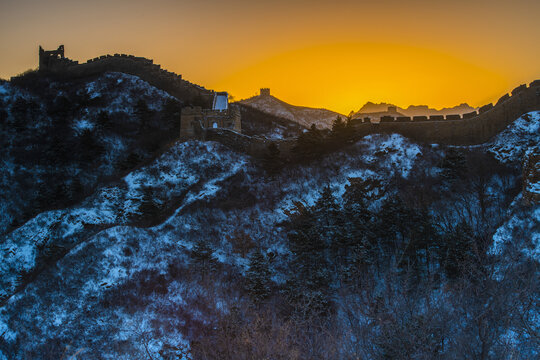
[22, 46, 540, 146]
[351, 81, 540, 145]
[204, 128, 296, 158]
[24, 47, 214, 106]
[70, 54, 213, 106]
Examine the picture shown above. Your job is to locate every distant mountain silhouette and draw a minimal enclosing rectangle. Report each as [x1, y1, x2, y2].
[238, 90, 345, 129]
[351, 101, 476, 119]
[240, 92, 476, 125]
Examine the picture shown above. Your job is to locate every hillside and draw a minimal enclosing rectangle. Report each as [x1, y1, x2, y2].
[0, 72, 183, 236]
[0, 72, 538, 359]
[238, 91, 345, 129]
[237, 103, 306, 139]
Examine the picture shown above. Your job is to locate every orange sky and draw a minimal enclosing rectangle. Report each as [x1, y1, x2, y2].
[1, 0, 539, 113]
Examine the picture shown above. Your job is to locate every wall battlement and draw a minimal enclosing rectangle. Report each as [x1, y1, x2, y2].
[351, 80, 540, 145]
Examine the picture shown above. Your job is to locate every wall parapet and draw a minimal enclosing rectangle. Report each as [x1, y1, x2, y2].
[512, 84, 527, 95]
[429, 115, 444, 121]
[462, 111, 478, 119]
[350, 81, 540, 145]
[29, 45, 212, 106]
[497, 93, 510, 105]
[396, 116, 412, 122]
[479, 104, 493, 113]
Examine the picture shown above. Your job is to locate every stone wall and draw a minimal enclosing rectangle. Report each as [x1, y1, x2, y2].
[180, 105, 241, 138]
[204, 128, 296, 158]
[25, 47, 540, 147]
[352, 81, 540, 145]
[25, 48, 214, 107]
[70, 54, 213, 106]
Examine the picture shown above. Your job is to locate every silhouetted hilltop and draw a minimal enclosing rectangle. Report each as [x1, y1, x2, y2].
[352, 101, 476, 119]
[238, 89, 345, 129]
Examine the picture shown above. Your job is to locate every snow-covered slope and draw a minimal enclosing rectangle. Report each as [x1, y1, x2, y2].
[0, 125, 536, 358]
[239, 94, 344, 129]
[1, 72, 538, 359]
[0, 72, 179, 235]
[488, 111, 540, 163]
[486, 112, 540, 261]
[0, 131, 432, 358]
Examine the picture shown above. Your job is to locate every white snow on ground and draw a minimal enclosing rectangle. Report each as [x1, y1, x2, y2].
[0, 83, 10, 96]
[278, 133, 421, 214]
[488, 111, 540, 163]
[490, 194, 540, 261]
[0, 140, 247, 299]
[85, 81, 100, 99]
[72, 118, 95, 133]
[362, 133, 422, 178]
[528, 181, 540, 197]
[267, 126, 286, 140]
[0, 72, 175, 235]
[84, 72, 174, 113]
[1, 105, 536, 357]
[0, 139, 252, 358]
[0, 131, 423, 300]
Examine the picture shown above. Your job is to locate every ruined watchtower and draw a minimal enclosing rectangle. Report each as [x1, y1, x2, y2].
[260, 88, 270, 97]
[38, 45, 78, 72]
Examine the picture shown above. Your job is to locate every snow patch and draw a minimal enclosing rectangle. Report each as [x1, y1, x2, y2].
[490, 200, 540, 261]
[72, 118, 95, 133]
[488, 111, 540, 163]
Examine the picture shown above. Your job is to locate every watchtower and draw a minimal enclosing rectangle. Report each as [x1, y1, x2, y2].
[260, 88, 270, 97]
[39, 45, 66, 71]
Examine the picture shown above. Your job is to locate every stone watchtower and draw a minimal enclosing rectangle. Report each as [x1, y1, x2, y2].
[38, 45, 77, 72]
[39, 45, 65, 71]
[180, 92, 241, 138]
[260, 88, 270, 97]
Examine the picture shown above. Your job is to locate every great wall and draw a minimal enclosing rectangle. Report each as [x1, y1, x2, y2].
[349, 80, 540, 145]
[204, 80, 540, 160]
[15, 45, 215, 107]
[13, 45, 540, 149]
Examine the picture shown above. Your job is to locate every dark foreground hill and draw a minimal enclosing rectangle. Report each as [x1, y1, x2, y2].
[0, 72, 538, 359]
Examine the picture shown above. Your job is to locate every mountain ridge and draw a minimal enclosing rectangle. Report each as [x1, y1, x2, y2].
[238, 92, 345, 129]
[0, 69, 539, 358]
[352, 101, 477, 118]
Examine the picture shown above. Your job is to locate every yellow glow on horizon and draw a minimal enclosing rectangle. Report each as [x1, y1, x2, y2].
[209, 43, 510, 114]
[2, 1, 539, 114]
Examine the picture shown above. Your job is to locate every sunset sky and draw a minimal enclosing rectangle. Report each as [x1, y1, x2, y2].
[1, 0, 539, 114]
